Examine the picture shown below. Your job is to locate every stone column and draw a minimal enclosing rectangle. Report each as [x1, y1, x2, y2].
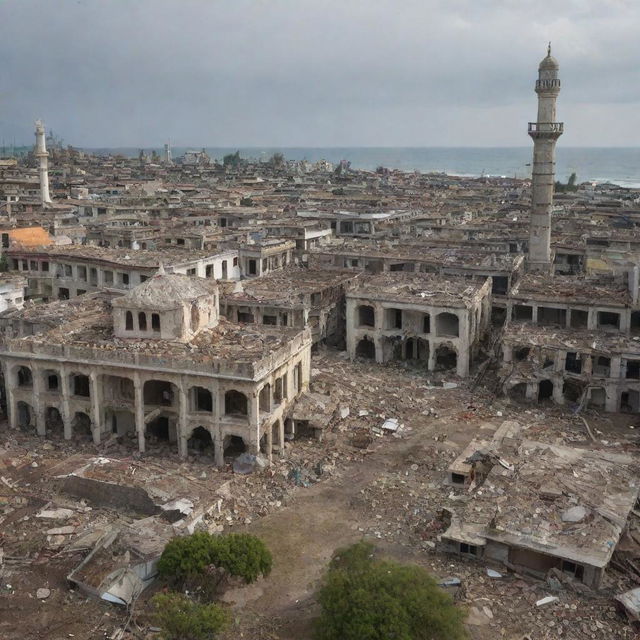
[32, 365, 45, 436]
[134, 373, 145, 453]
[278, 420, 285, 458]
[177, 381, 188, 458]
[248, 392, 260, 454]
[60, 364, 72, 440]
[5, 365, 17, 429]
[266, 424, 273, 463]
[90, 371, 101, 444]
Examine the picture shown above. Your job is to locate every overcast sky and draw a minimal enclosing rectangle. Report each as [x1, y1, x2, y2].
[0, 0, 638, 148]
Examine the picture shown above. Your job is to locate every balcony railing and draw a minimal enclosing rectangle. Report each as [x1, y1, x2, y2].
[528, 122, 564, 135]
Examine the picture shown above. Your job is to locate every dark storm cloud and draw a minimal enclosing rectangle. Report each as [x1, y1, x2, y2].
[1, 0, 639, 146]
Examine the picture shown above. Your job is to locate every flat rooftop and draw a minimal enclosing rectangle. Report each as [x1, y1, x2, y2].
[222, 268, 356, 306]
[511, 273, 631, 306]
[346, 273, 487, 307]
[503, 323, 640, 356]
[2, 296, 308, 380]
[7, 244, 226, 268]
[445, 429, 640, 568]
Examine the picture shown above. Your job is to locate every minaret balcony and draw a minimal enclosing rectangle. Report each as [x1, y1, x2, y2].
[528, 122, 563, 139]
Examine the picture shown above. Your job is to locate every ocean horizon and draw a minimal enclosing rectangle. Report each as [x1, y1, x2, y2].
[83, 146, 640, 189]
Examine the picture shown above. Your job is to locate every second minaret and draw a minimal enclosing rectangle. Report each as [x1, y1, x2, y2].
[527, 45, 563, 272]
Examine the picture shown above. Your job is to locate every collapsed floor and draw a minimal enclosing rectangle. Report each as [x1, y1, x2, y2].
[1, 351, 640, 639]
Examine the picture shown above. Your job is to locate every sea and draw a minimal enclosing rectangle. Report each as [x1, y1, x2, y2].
[85, 147, 640, 189]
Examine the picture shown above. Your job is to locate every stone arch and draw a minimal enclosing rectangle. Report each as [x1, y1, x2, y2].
[16, 401, 33, 428]
[189, 386, 213, 412]
[225, 390, 248, 416]
[187, 426, 214, 456]
[223, 434, 246, 457]
[508, 382, 527, 401]
[16, 365, 32, 387]
[357, 305, 375, 327]
[435, 343, 457, 370]
[355, 336, 376, 359]
[43, 369, 60, 392]
[70, 372, 90, 397]
[538, 379, 554, 401]
[143, 379, 176, 406]
[72, 411, 92, 438]
[436, 312, 459, 338]
[563, 380, 583, 404]
[45, 406, 64, 436]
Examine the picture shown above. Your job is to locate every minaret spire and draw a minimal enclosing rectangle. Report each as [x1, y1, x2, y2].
[34, 120, 52, 206]
[527, 47, 563, 272]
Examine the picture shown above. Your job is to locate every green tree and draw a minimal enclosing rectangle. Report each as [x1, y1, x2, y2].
[315, 541, 468, 640]
[152, 592, 229, 640]
[158, 532, 272, 586]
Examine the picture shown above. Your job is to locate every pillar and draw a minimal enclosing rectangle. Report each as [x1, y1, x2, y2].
[177, 381, 188, 458]
[60, 365, 72, 440]
[32, 365, 45, 437]
[278, 420, 285, 458]
[134, 373, 145, 453]
[90, 371, 101, 444]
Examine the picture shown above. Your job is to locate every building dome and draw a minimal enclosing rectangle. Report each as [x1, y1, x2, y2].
[539, 44, 559, 71]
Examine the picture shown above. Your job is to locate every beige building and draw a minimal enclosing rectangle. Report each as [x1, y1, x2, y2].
[0, 273, 311, 466]
[346, 273, 491, 377]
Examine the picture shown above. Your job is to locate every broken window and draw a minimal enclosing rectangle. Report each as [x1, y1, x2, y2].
[538, 379, 554, 401]
[626, 360, 640, 380]
[73, 374, 90, 398]
[451, 473, 466, 485]
[125, 311, 133, 330]
[259, 384, 271, 413]
[514, 346, 530, 362]
[191, 387, 213, 412]
[593, 356, 611, 377]
[248, 259, 257, 275]
[386, 308, 403, 330]
[16, 366, 32, 387]
[225, 390, 248, 416]
[565, 352, 582, 374]
[597, 311, 620, 330]
[358, 305, 375, 327]
[238, 311, 254, 323]
[47, 374, 59, 391]
[151, 313, 161, 332]
[423, 314, 431, 333]
[513, 305, 533, 322]
[436, 312, 459, 337]
[138, 312, 147, 331]
[491, 276, 508, 295]
[561, 560, 584, 581]
[570, 309, 588, 329]
[459, 542, 479, 556]
[356, 337, 376, 359]
[538, 307, 566, 327]
[263, 315, 277, 325]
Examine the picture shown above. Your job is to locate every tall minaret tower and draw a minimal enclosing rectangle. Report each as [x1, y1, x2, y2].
[34, 120, 52, 206]
[527, 44, 562, 272]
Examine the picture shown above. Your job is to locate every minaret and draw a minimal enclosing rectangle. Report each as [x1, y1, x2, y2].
[527, 44, 562, 272]
[34, 120, 52, 206]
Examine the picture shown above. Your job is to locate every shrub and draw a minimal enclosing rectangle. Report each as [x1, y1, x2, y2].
[315, 541, 468, 640]
[152, 592, 229, 640]
[157, 532, 272, 586]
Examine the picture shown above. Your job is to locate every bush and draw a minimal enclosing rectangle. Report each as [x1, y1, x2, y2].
[315, 541, 468, 640]
[158, 532, 272, 586]
[152, 592, 229, 640]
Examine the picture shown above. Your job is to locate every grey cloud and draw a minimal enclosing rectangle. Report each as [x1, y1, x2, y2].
[0, 0, 638, 146]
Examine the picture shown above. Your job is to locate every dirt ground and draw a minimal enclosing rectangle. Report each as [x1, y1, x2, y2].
[1, 351, 640, 639]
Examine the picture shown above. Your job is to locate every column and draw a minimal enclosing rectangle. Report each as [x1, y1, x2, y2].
[177, 381, 188, 458]
[134, 373, 145, 453]
[32, 367, 45, 436]
[60, 364, 72, 440]
[266, 424, 273, 463]
[5, 364, 17, 429]
[248, 392, 260, 454]
[278, 420, 285, 458]
[89, 371, 101, 444]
